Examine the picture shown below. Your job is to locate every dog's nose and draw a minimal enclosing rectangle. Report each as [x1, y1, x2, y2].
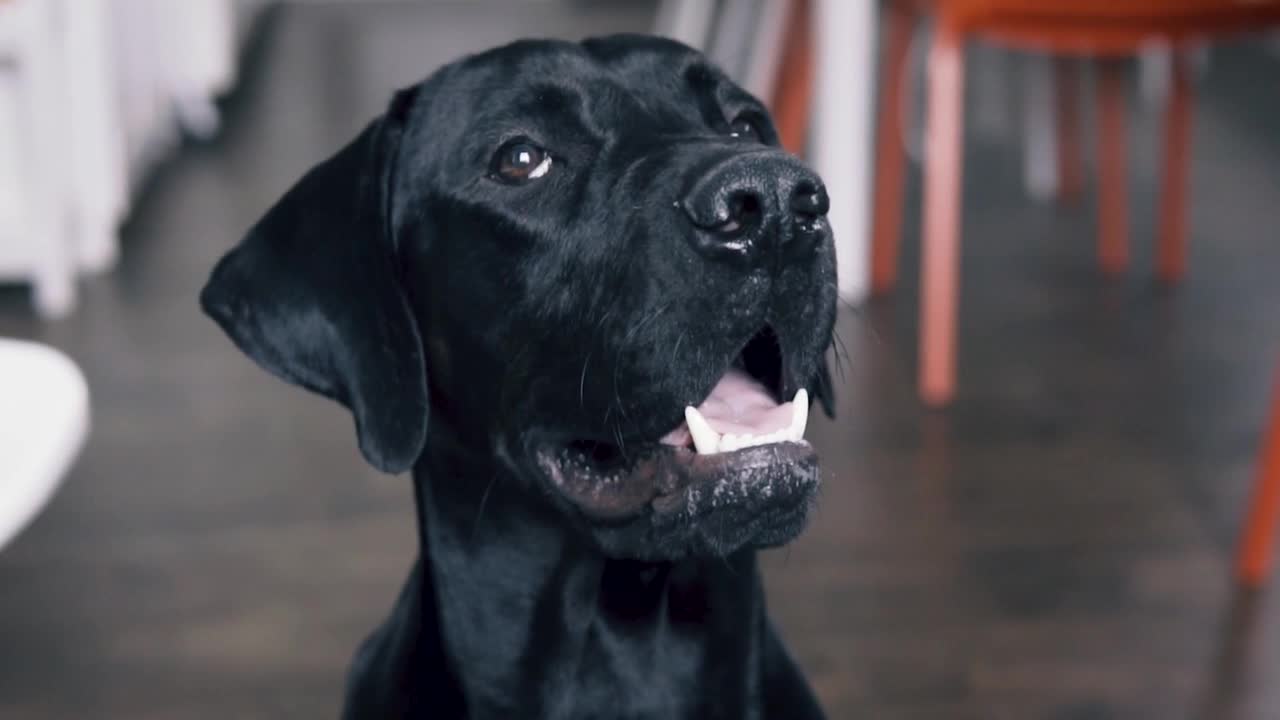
[679, 154, 829, 263]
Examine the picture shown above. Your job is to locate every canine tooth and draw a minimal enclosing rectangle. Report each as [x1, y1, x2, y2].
[790, 388, 809, 441]
[685, 406, 721, 454]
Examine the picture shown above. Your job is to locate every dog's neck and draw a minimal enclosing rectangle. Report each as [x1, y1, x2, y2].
[410, 437, 766, 718]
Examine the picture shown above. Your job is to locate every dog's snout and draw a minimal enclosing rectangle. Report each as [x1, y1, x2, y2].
[680, 154, 828, 263]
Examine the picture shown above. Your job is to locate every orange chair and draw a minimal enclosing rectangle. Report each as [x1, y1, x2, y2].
[870, 0, 1280, 406]
[1238, 365, 1280, 587]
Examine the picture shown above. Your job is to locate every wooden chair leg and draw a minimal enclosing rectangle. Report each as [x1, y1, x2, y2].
[1054, 57, 1083, 203]
[1238, 367, 1280, 587]
[919, 26, 965, 407]
[1096, 59, 1130, 274]
[870, 2, 916, 295]
[771, 0, 814, 156]
[1158, 50, 1192, 283]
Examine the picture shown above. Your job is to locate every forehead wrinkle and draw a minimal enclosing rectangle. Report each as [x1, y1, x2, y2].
[514, 83, 587, 119]
[580, 80, 692, 141]
[447, 40, 737, 139]
[603, 55, 742, 136]
[590, 61, 725, 141]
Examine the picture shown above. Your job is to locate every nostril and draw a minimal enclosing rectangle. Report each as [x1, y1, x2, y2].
[790, 179, 830, 219]
[716, 190, 763, 236]
[730, 192, 761, 219]
[732, 190, 757, 219]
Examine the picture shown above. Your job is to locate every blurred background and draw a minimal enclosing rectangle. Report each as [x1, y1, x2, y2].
[2, 0, 1280, 717]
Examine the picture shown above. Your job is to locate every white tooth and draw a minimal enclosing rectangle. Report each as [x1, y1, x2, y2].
[685, 406, 721, 454]
[790, 388, 809, 441]
[720, 433, 740, 452]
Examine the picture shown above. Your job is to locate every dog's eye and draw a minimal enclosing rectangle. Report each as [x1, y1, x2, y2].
[728, 115, 762, 141]
[492, 140, 553, 184]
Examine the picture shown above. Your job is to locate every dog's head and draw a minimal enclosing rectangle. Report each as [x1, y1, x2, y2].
[201, 35, 837, 560]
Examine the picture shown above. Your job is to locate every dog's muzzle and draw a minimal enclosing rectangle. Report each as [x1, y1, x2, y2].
[679, 152, 829, 266]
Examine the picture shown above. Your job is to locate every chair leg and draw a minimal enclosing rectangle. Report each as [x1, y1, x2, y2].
[1096, 59, 1130, 274]
[771, 0, 815, 156]
[1238, 368, 1280, 587]
[1158, 50, 1192, 283]
[919, 26, 965, 407]
[870, 2, 916, 295]
[1054, 57, 1083, 203]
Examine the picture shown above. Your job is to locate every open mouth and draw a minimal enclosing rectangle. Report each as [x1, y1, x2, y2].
[538, 325, 819, 528]
[659, 326, 809, 454]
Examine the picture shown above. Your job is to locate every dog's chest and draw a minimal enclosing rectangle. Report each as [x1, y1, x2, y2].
[555, 619, 753, 720]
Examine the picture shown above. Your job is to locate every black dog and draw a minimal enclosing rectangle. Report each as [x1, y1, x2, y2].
[201, 34, 836, 719]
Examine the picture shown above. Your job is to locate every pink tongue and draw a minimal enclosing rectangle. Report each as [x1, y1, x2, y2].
[660, 369, 791, 446]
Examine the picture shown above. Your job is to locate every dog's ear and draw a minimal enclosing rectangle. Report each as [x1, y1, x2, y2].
[200, 88, 428, 474]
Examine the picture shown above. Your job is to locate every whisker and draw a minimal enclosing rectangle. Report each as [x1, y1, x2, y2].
[834, 290, 885, 347]
[670, 329, 688, 368]
[816, 359, 835, 398]
[613, 302, 673, 429]
[623, 302, 673, 343]
[578, 350, 592, 411]
[470, 472, 499, 541]
[832, 329, 850, 362]
[588, 307, 620, 425]
[612, 356, 628, 427]
[831, 330, 850, 383]
[613, 423, 629, 461]
[594, 306, 617, 334]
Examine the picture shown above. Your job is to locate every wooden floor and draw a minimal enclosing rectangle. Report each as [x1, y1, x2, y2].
[3, 4, 1280, 718]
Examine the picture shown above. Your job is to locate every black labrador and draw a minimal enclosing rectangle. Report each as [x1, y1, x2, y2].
[201, 34, 837, 720]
